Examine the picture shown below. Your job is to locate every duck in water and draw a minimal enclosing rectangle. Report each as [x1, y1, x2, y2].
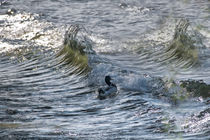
[98, 76, 118, 100]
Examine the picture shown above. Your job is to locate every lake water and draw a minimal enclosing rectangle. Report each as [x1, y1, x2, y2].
[0, 0, 210, 139]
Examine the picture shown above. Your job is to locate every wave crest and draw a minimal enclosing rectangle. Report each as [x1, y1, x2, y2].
[56, 25, 95, 75]
[165, 19, 205, 68]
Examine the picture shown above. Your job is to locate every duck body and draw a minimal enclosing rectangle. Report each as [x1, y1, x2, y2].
[98, 76, 117, 100]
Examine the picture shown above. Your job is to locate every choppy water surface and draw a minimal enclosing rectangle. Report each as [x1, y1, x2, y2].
[0, 0, 210, 139]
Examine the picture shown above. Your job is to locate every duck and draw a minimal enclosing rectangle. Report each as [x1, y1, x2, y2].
[98, 76, 118, 100]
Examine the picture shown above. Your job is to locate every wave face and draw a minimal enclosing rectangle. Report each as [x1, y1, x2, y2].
[0, 0, 210, 139]
[56, 25, 94, 76]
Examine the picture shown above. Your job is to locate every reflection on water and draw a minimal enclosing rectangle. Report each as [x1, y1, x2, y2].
[0, 0, 210, 139]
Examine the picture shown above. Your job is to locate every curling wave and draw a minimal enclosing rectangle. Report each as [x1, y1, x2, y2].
[56, 25, 96, 76]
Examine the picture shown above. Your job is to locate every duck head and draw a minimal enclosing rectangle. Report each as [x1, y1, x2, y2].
[105, 75, 112, 86]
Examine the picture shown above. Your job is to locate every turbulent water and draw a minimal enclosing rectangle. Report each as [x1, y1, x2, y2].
[0, 0, 210, 139]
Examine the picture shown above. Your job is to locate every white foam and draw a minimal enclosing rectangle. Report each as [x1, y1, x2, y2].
[118, 73, 152, 92]
[0, 13, 64, 53]
[88, 62, 165, 93]
[0, 42, 22, 54]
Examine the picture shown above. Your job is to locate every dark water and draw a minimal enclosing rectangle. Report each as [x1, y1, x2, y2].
[0, 0, 210, 139]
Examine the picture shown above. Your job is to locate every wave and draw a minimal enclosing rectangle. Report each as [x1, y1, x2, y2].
[0, 11, 63, 56]
[130, 18, 206, 70]
[55, 23, 210, 100]
[56, 25, 91, 75]
[0, 0, 10, 6]
[1, 11, 208, 100]
[183, 108, 210, 134]
[119, 2, 151, 15]
[55, 25, 104, 77]
[0, 8, 209, 139]
[165, 19, 205, 68]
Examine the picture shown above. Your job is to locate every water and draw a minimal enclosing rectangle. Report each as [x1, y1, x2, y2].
[0, 0, 210, 139]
